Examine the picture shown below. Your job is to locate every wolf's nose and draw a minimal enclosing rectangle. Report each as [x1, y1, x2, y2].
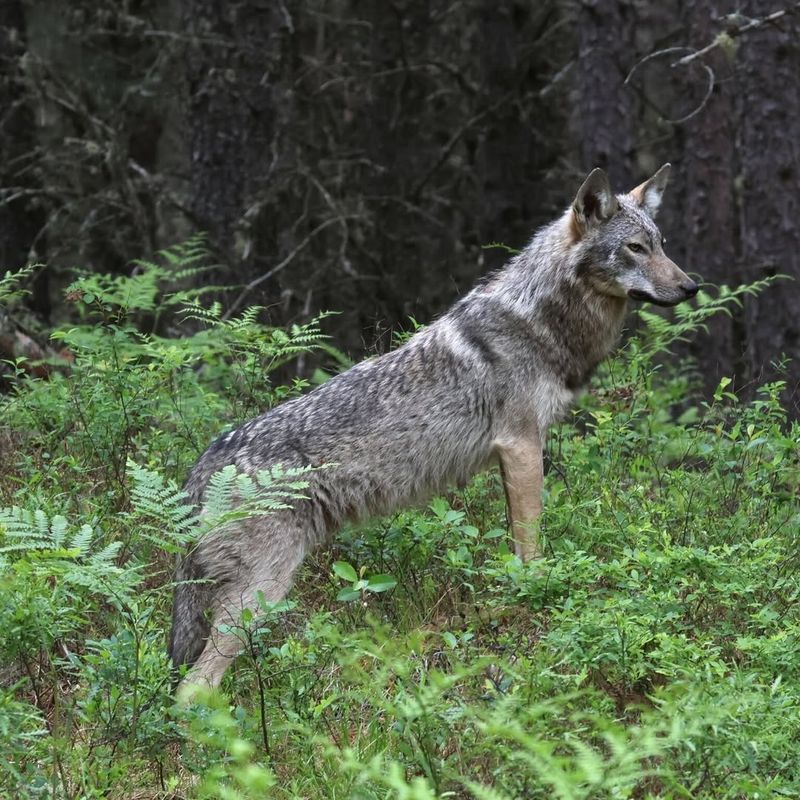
[682, 280, 699, 298]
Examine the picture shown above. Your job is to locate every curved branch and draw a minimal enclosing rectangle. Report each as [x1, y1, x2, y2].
[222, 215, 358, 321]
[625, 4, 800, 125]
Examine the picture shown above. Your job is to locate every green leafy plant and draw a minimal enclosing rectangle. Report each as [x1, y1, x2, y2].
[2, 239, 326, 514]
[1, 272, 799, 798]
[0, 264, 40, 306]
[332, 560, 398, 601]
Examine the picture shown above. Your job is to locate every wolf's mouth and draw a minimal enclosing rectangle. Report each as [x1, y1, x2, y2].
[627, 289, 682, 307]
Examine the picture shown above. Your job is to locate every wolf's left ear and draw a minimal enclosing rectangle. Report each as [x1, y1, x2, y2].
[630, 163, 671, 218]
[573, 168, 619, 234]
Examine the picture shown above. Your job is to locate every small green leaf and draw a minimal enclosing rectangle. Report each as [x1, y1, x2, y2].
[366, 574, 397, 593]
[332, 560, 358, 583]
[336, 587, 360, 602]
[441, 631, 458, 648]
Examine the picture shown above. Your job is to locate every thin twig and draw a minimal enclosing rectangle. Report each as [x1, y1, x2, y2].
[625, 4, 800, 125]
[673, 3, 800, 67]
[624, 47, 714, 124]
[624, 46, 694, 86]
[222, 215, 358, 320]
[666, 62, 715, 124]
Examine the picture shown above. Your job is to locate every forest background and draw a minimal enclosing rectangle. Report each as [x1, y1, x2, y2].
[1, 0, 799, 407]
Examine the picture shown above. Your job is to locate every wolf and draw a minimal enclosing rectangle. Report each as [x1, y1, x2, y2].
[169, 164, 698, 689]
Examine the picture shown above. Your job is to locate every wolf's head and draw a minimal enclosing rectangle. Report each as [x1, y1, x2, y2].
[570, 164, 698, 307]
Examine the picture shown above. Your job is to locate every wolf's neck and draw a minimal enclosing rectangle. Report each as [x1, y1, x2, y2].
[496, 215, 587, 314]
[494, 216, 628, 384]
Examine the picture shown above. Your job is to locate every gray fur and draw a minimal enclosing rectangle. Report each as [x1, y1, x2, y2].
[169, 165, 698, 689]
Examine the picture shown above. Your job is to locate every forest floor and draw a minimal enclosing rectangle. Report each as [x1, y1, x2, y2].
[1, 254, 798, 798]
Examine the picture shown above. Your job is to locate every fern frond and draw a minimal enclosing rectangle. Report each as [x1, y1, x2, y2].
[69, 524, 94, 556]
[125, 460, 199, 551]
[635, 277, 783, 355]
[0, 508, 61, 553]
[157, 233, 209, 268]
[196, 463, 313, 540]
[0, 263, 40, 304]
[0, 506, 138, 603]
[179, 300, 224, 324]
[93, 540, 123, 563]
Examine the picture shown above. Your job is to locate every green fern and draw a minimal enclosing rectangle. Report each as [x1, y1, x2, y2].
[66, 234, 219, 315]
[125, 460, 314, 553]
[636, 276, 783, 354]
[0, 508, 66, 554]
[125, 461, 200, 553]
[181, 301, 329, 351]
[0, 263, 40, 305]
[197, 463, 314, 539]
[178, 304, 330, 378]
[0, 506, 134, 606]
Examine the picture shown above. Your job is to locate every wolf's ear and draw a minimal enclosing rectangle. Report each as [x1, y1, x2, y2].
[572, 168, 618, 234]
[630, 163, 671, 218]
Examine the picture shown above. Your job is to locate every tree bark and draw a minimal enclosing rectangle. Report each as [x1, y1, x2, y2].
[681, 0, 740, 389]
[0, 2, 47, 314]
[183, 0, 286, 270]
[573, 0, 636, 186]
[735, 1, 800, 412]
[477, 1, 571, 259]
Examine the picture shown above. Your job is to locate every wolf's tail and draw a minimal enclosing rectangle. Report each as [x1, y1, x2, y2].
[168, 553, 212, 679]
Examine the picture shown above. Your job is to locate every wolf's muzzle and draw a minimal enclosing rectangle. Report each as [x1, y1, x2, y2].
[628, 280, 699, 306]
[681, 280, 699, 298]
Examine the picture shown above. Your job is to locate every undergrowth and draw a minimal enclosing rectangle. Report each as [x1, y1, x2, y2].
[0, 248, 797, 798]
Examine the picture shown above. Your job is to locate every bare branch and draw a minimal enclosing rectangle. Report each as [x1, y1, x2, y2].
[673, 4, 800, 67]
[222, 215, 360, 321]
[625, 4, 800, 125]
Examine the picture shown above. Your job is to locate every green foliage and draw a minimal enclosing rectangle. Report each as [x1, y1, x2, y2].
[0, 264, 40, 306]
[180, 688, 278, 798]
[634, 276, 781, 356]
[332, 559, 398, 601]
[2, 238, 326, 511]
[0, 507, 136, 663]
[66, 235, 214, 315]
[0, 267, 798, 798]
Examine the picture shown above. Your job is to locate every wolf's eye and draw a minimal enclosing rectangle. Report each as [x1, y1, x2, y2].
[627, 242, 646, 254]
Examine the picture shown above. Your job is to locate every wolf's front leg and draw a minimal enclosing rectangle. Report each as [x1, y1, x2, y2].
[497, 435, 544, 561]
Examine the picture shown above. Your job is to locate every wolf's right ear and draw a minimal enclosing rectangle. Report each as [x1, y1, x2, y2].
[572, 168, 618, 235]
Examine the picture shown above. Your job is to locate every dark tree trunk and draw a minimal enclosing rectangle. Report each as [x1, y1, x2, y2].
[183, 0, 285, 271]
[681, 0, 741, 389]
[736, 1, 800, 413]
[573, 0, 636, 186]
[360, 0, 438, 334]
[477, 1, 571, 258]
[0, 2, 47, 315]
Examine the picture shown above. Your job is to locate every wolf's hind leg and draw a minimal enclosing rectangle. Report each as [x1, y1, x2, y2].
[178, 522, 310, 694]
[179, 626, 242, 692]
